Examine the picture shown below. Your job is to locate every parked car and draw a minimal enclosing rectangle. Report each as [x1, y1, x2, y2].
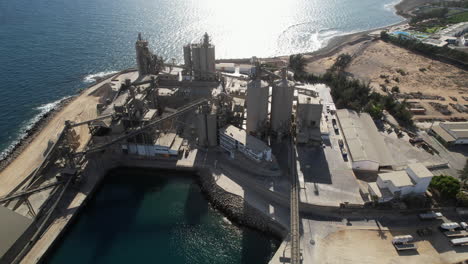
[461, 222, 468, 230]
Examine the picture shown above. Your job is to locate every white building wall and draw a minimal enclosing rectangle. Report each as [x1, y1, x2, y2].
[126, 144, 178, 156]
[414, 178, 432, 193]
[386, 181, 399, 194]
[406, 166, 433, 193]
[400, 185, 415, 196]
[406, 169, 420, 183]
[377, 177, 388, 188]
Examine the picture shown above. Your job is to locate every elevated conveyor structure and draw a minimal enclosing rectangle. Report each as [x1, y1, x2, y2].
[289, 136, 301, 264]
[83, 98, 209, 154]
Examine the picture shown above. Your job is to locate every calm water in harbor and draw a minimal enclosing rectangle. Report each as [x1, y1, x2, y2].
[45, 169, 280, 264]
[0, 0, 403, 157]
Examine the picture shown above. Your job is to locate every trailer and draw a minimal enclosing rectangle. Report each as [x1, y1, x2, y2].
[392, 235, 417, 251]
[394, 243, 418, 251]
[444, 230, 468, 238]
[451, 237, 468, 246]
[419, 211, 443, 220]
[461, 222, 468, 230]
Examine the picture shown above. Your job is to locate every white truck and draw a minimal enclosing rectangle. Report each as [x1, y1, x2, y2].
[419, 211, 443, 220]
[441, 222, 461, 231]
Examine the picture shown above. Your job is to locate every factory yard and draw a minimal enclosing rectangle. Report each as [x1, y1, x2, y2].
[316, 227, 468, 264]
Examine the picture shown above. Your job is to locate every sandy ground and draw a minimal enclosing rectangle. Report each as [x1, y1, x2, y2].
[347, 40, 468, 97]
[306, 39, 468, 120]
[0, 71, 138, 198]
[316, 228, 468, 264]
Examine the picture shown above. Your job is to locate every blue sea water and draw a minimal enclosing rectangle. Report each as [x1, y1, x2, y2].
[44, 169, 281, 264]
[0, 0, 403, 157]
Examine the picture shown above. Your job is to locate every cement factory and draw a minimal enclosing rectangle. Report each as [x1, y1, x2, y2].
[3, 31, 467, 264]
[91, 32, 325, 164]
[0, 32, 325, 264]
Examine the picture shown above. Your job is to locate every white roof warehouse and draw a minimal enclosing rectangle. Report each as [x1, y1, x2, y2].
[336, 109, 394, 171]
[430, 122, 468, 145]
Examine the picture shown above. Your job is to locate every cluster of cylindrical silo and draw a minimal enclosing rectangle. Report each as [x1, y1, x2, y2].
[246, 79, 269, 135]
[196, 105, 217, 147]
[183, 33, 216, 81]
[246, 68, 294, 137]
[271, 70, 295, 137]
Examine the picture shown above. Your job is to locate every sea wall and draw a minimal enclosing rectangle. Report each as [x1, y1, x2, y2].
[196, 168, 288, 240]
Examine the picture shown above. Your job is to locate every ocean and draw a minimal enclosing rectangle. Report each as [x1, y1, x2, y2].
[44, 169, 281, 264]
[0, 0, 403, 157]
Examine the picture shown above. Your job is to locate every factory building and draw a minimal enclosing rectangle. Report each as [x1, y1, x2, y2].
[336, 109, 393, 171]
[183, 33, 216, 81]
[368, 163, 434, 203]
[123, 133, 183, 157]
[0, 206, 33, 261]
[135, 33, 164, 75]
[296, 94, 323, 144]
[246, 78, 269, 135]
[430, 121, 468, 145]
[271, 69, 294, 137]
[219, 125, 272, 162]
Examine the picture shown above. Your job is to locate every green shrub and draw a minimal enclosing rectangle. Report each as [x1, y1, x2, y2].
[294, 71, 414, 127]
[396, 69, 407, 76]
[289, 54, 306, 74]
[457, 191, 468, 207]
[430, 175, 460, 199]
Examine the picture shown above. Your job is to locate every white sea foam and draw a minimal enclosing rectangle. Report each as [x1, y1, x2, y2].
[83, 70, 118, 83]
[0, 96, 71, 161]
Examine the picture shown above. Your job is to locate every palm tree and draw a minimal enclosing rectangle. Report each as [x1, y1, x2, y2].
[289, 54, 306, 74]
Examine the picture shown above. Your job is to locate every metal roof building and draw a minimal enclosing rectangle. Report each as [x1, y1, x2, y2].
[219, 125, 272, 162]
[336, 109, 393, 171]
[430, 122, 468, 145]
[0, 206, 33, 260]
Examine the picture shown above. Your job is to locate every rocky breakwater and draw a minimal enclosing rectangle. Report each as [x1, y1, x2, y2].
[197, 168, 288, 240]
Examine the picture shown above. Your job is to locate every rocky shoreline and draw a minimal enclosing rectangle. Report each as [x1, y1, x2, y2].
[197, 168, 288, 240]
[0, 96, 76, 172]
[0, 71, 121, 174]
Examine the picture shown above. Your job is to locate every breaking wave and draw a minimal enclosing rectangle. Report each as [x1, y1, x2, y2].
[0, 96, 72, 161]
[83, 70, 118, 83]
[276, 23, 343, 55]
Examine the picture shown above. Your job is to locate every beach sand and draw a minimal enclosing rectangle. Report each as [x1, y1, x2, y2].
[0, 71, 138, 198]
